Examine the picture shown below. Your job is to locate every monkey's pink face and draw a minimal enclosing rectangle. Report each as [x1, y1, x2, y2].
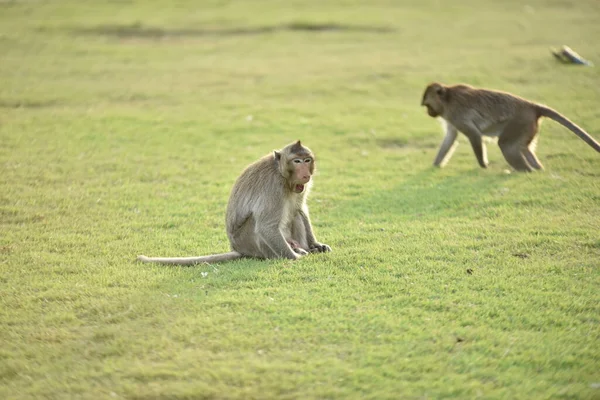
[291, 157, 313, 193]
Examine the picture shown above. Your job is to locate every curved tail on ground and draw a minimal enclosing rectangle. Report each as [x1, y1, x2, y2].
[137, 251, 243, 265]
[537, 106, 600, 152]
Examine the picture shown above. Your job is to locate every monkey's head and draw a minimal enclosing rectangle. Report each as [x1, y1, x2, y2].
[274, 140, 315, 193]
[421, 82, 448, 118]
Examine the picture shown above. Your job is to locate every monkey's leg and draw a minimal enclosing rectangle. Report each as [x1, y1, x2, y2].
[523, 148, 543, 170]
[499, 121, 536, 172]
[229, 215, 297, 259]
[524, 134, 544, 170]
[469, 136, 488, 168]
[290, 215, 309, 250]
[228, 214, 263, 258]
[461, 126, 488, 168]
[255, 221, 299, 260]
[498, 142, 533, 172]
[433, 123, 459, 167]
[294, 210, 331, 253]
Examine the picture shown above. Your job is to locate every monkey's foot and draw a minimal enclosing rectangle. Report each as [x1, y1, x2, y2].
[309, 243, 332, 253]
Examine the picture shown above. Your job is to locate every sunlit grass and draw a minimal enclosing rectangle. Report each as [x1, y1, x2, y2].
[1, 0, 599, 398]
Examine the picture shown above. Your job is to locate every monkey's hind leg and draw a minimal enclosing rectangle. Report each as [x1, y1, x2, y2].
[255, 228, 299, 260]
[498, 121, 536, 172]
[524, 135, 544, 170]
[291, 214, 310, 251]
[498, 141, 533, 172]
[523, 148, 543, 170]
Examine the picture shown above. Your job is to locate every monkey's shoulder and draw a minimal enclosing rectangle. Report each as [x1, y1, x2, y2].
[450, 84, 475, 92]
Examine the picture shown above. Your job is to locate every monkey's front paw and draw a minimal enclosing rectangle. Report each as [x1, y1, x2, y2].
[310, 243, 332, 253]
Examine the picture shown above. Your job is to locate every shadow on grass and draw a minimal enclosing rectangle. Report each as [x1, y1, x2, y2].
[66, 22, 394, 39]
[333, 166, 515, 222]
[0, 100, 59, 109]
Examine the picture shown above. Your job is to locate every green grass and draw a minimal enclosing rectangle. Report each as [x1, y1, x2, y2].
[1, 0, 599, 398]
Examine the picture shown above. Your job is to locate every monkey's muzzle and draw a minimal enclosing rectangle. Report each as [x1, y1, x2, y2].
[294, 184, 305, 193]
[425, 105, 439, 118]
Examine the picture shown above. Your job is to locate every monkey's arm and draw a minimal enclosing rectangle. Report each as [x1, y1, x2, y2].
[461, 124, 488, 168]
[468, 136, 488, 168]
[433, 123, 459, 167]
[298, 209, 331, 253]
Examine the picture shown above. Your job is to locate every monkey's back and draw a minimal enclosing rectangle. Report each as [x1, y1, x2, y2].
[225, 154, 286, 249]
[450, 84, 537, 121]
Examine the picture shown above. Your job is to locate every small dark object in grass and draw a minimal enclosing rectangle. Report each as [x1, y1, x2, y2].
[552, 45, 593, 66]
[466, 268, 474, 275]
[512, 253, 530, 259]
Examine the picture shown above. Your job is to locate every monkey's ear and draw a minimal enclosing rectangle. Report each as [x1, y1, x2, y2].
[436, 86, 447, 98]
[296, 140, 302, 146]
[274, 150, 281, 161]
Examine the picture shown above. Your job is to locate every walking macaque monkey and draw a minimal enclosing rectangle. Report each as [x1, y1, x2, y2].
[137, 141, 331, 265]
[421, 82, 600, 171]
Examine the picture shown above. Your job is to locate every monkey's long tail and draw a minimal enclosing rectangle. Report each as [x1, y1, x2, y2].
[137, 252, 243, 265]
[538, 106, 600, 152]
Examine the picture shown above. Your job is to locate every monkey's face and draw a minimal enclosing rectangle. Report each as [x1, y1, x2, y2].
[421, 84, 445, 118]
[289, 156, 314, 193]
[425, 104, 439, 117]
[275, 141, 315, 193]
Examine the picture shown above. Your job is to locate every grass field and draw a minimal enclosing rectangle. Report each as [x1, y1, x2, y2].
[1, 0, 599, 398]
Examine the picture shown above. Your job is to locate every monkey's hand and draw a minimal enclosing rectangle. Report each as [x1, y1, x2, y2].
[309, 243, 332, 253]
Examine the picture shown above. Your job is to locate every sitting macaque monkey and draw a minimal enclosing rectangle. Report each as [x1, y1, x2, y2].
[137, 140, 331, 265]
[421, 82, 600, 171]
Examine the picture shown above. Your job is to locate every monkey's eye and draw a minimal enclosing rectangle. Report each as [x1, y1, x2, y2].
[293, 159, 303, 164]
[304, 158, 312, 163]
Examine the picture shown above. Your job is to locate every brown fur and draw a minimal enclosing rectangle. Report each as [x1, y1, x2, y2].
[137, 141, 331, 265]
[421, 82, 600, 171]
